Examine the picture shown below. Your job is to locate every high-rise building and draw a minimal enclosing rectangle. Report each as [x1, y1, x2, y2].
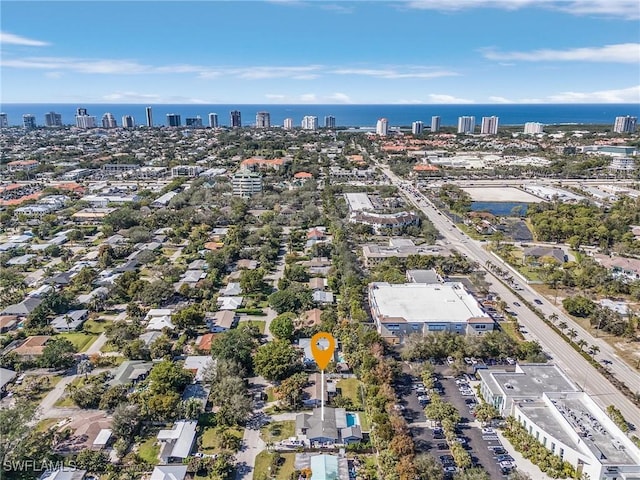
[613, 116, 637, 134]
[208, 113, 219, 128]
[0, 113, 8, 128]
[186, 116, 203, 127]
[431, 116, 441, 133]
[524, 122, 544, 134]
[283, 118, 294, 130]
[457, 116, 476, 134]
[166, 114, 181, 127]
[76, 109, 96, 128]
[102, 113, 117, 128]
[122, 115, 135, 128]
[145, 107, 153, 127]
[255, 111, 271, 128]
[23, 114, 36, 129]
[301, 116, 318, 130]
[481, 116, 499, 135]
[376, 118, 389, 136]
[230, 110, 242, 128]
[324, 115, 336, 128]
[45, 111, 62, 127]
[412, 121, 423, 135]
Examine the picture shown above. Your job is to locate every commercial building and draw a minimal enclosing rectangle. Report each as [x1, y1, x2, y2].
[185, 116, 203, 127]
[613, 115, 637, 134]
[101, 113, 117, 128]
[232, 170, 262, 197]
[283, 118, 294, 130]
[412, 121, 423, 135]
[458, 116, 476, 134]
[170, 165, 203, 177]
[368, 282, 493, 342]
[431, 116, 441, 133]
[145, 106, 153, 127]
[324, 115, 336, 128]
[255, 111, 271, 128]
[208, 113, 218, 128]
[44, 112, 63, 127]
[344, 192, 374, 212]
[524, 122, 544, 134]
[608, 157, 636, 171]
[481, 116, 499, 135]
[479, 364, 640, 480]
[166, 114, 181, 127]
[121, 115, 135, 128]
[76, 110, 97, 128]
[302, 115, 318, 130]
[376, 118, 389, 136]
[361, 239, 448, 267]
[350, 211, 420, 234]
[230, 110, 242, 128]
[0, 113, 8, 128]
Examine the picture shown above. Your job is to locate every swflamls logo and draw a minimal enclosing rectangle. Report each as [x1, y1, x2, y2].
[2, 460, 78, 473]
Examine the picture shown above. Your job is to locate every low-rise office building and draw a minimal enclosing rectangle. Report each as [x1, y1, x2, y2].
[368, 282, 493, 343]
[232, 170, 262, 197]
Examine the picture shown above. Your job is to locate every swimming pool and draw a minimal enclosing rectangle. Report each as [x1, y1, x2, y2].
[346, 413, 360, 427]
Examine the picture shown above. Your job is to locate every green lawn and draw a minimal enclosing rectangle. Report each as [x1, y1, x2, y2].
[356, 411, 371, 432]
[500, 321, 525, 342]
[200, 426, 244, 454]
[260, 421, 295, 443]
[35, 418, 60, 433]
[265, 387, 276, 403]
[57, 332, 98, 352]
[241, 320, 266, 334]
[253, 451, 296, 480]
[82, 318, 109, 334]
[137, 436, 160, 465]
[337, 378, 364, 408]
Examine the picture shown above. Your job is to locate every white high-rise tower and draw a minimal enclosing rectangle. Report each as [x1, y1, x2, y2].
[481, 116, 499, 135]
[457, 116, 476, 134]
[376, 118, 389, 136]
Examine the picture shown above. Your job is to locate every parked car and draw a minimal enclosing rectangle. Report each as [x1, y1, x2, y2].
[534, 299, 543, 305]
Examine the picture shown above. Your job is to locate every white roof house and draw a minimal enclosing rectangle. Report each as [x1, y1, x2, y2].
[146, 315, 175, 331]
[157, 420, 197, 463]
[183, 356, 215, 382]
[150, 465, 188, 480]
[217, 296, 244, 311]
[50, 310, 89, 332]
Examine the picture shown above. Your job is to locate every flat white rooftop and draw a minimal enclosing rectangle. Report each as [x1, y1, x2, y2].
[369, 282, 486, 323]
[462, 187, 543, 203]
[344, 192, 374, 212]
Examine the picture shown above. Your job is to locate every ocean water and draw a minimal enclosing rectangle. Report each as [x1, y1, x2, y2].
[1, 103, 638, 128]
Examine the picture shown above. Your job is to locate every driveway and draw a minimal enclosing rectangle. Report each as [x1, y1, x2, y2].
[84, 332, 108, 355]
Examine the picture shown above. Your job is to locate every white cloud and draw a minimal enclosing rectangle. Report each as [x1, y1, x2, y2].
[428, 94, 475, 104]
[0, 32, 50, 47]
[327, 92, 353, 103]
[102, 92, 208, 103]
[404, 0, 640, 19]
[330, 67, 459, 79]
[44, 71, 63, 79]
[483, 43, 640, 63]
[320, 4, 354, 14]
[265, 94, 287, 101]
[488, 96, 512, 103]
[300, 93, 318, 102]
[547, 84, 640, 103]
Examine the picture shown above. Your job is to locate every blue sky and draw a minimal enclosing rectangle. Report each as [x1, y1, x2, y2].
[1, 0, 639, 104]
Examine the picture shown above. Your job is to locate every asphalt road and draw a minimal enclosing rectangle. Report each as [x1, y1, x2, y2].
[376, 163, 640, 429]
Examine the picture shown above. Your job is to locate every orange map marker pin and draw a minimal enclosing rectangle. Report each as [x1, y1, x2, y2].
[310, 332, 335, 370]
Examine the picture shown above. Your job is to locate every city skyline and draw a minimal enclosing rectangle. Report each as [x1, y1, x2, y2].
[1, 1, 639, 105]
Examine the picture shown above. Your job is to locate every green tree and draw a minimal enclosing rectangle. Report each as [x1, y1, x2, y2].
[0, 401, 36, 465]
[562, 296, 596, 318]
[75, 449, 108, 473]
[253, 340, 302, 381]
[172, 304, 204, 329]
[453, 467, 490, 480]
[414, 454, 443, 480]
[210, 327, 256, 367]
[239, 268, 269, 294]
[147, 360, 193, 395]
[111, 404, 141, 439]
[269, 312, 296, 341]
[40, 337, 76, 369]
[274, 372, 308, 408]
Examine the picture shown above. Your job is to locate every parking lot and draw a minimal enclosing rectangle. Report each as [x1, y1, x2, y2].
[397, 363, 515, 478]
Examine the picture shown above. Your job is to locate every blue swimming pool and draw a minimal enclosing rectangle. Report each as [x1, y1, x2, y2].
[346, 413, 359, 427]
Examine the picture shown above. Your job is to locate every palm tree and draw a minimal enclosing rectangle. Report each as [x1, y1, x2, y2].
[588, 344, 600, 357]
[558, 321, 568, 331]
[567, 328, 578, 342]
[549, 313, 559, 324]
[576, 339, 587, 351]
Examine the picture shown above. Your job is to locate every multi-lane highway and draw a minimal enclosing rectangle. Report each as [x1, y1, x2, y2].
[375, 162, 640, 428]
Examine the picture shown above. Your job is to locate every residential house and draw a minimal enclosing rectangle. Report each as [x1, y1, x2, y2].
[182, 356, 214, 382]
[302, 373, 336, 408]
[0, 368, 17, 394]
[150, 465, 188, 480]
[139, 331, 162, 347]
[109, 360, 154, 387]
[308, 278, 328, 290]
[294, 453, 349, 480]
[295, 407, 362, 446]
[217, 296, 244, 311]
[0, 315, 18, 333]
[50, 309, 89, 332]
[195, 333, 215, 354]
[313, 291, 334, 304]
[145, 309, 175, 331]
[13, 336, 51, 360]
[1, 297, 43, 317]
[237, 259, 259, 270]
[206, 310, 238, 332]
[157, 421, 198, 464]
[39, 469, 86, 480]
[298, 309, 323, 328]
[594, 254, 640, 282]
[220, 282, 242, 296]
[523, 246, 567, 266]
[54, 412, 112, 453]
